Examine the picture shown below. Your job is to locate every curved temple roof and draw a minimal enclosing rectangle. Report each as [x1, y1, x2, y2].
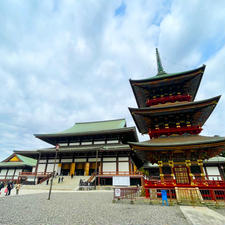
[34, 119, 138, 145]
[130, 65, 205, 108]
[129, 95, 221, 134]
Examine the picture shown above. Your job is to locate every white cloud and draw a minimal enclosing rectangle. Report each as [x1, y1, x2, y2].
[0, 0, 225, 161]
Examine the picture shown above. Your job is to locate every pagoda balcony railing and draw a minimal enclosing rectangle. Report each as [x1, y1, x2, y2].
[146, 94, 191, 107]
[144, 174, 225, 188]
[148, 125, 202, 138]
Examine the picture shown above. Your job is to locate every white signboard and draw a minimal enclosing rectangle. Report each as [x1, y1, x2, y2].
[113, 176, 130, 186]
[115, 188, 121, 197]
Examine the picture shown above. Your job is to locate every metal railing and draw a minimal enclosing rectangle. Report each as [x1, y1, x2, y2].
[112, 186, 225, 205]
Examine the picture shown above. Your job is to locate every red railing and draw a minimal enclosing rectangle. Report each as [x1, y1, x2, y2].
[19, 172, 52, 177]
[144, 175, 225, 189]
[149, 125, 202, 138]
[146, 94, 191, 107]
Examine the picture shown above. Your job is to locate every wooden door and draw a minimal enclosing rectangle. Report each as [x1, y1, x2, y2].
[174, 166, 190, 184]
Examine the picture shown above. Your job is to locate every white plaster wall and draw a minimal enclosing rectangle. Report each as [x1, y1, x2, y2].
[61, 159, 73, 163]
[206, 166, 221, 180]
[0, 169, 7, 175]
[103, 157, 116, 162]
[88, 158, 101, 162]
[7, 169, 14, 175]
[119, 162, 129, 172]
[37, 164, 46, 173]
[48, 159, 59, 163]
[118, 157, 129, 161]
[14, 169, 22, 175]
[0, 169, 7, 179]
[102, 162, 116, 172]
[46, 164, 54, 173]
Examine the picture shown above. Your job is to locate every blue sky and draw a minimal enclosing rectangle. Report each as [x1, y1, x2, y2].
[0, 0, 225, 161]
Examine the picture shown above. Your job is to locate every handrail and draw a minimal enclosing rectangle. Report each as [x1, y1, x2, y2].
[146, 94, 191, 107]
[149, 125, 202, 138]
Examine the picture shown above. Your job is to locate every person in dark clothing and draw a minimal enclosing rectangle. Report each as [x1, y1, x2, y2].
[0, 182, 4, 194]
[61, 177, 64, 182]
[58, 177, 60, 183]
[7, 183, 12, 196]
[71, 174, 74, 179]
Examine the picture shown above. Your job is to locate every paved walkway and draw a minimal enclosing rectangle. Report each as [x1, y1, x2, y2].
[180, 206, 225, 225]
[0, 186, 112, 198]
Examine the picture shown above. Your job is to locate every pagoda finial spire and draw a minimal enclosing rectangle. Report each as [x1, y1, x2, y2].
[156, 48, 166, 75]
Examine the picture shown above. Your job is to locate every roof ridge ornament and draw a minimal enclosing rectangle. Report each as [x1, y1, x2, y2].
[156, 48, 166, 75]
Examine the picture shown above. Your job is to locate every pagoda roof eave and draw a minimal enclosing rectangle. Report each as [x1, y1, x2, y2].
[129, 95, 221, 134]
[130, 66, 205, 108]
[128, 135, 225, 148]
[129, 64, 205, 83]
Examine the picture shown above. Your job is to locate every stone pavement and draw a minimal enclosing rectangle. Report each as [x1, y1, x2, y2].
[180, 206, 225, 225]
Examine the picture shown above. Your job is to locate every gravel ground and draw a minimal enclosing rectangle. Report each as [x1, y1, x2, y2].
[0, 192, 188, 225]
[213, 208, 225, 217]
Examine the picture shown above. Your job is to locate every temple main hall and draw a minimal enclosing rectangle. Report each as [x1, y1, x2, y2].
[0, 49, 224, 194]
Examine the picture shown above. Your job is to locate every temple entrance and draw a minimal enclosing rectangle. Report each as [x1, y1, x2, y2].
[174, 166, 190, 184]
[89, 162, 100, 175]
[75, 163, 85, 176]
[61, 163, 70, 175]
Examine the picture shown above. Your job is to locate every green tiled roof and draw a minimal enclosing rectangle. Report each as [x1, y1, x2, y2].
[130, 65, 205, 83]
[17, 154, 37, 166]
[56, 119, 126, 135]
[0, 154, 37, 168]
[0, 162, 27, 167]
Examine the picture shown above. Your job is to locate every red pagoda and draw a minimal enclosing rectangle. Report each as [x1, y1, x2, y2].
[128, 49, 225, 193]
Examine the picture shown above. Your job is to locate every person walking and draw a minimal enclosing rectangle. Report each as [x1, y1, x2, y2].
[0, 182, 4, 195]
[7, 182, 12, 196]
[16, 183, 21, 195]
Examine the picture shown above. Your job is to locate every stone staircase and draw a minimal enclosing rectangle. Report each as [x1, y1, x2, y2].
[23, 176, 90, 191]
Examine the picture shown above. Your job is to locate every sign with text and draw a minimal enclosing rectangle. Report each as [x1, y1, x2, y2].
[113, 176, 130, 186]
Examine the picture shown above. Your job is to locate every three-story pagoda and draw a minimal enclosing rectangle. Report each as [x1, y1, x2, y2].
[128, 49, 225, 189]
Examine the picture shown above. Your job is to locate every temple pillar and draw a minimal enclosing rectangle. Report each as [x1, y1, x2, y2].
[85, 162, 90, 176]
[70, 163, 75, 176]
[57, 163, 62, 176]
[169, 160, 175, 185]
[185, 160, 194, 185]
[197, 159, 205, 181]
[158, 161, 164, 183]
[133, 164, 137, 174]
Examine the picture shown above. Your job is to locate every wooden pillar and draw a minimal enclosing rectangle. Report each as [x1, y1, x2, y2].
[116, 155, 119, 175]
[70, 163, 75, 176]
[129, 157, 132, 174]
[197, 160, 205, 181]
[185, 160, 194, 185]
[100, 157, 103, 175]
[169, 160, 175, 184]
[85, 162, 90, 176]
[158, 161, 164, 183]
[44, 159, 48, 174]
[133, 164, 137, 174]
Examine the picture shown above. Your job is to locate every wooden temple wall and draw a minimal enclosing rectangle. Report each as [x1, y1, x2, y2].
[35, 156, 132, 176]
